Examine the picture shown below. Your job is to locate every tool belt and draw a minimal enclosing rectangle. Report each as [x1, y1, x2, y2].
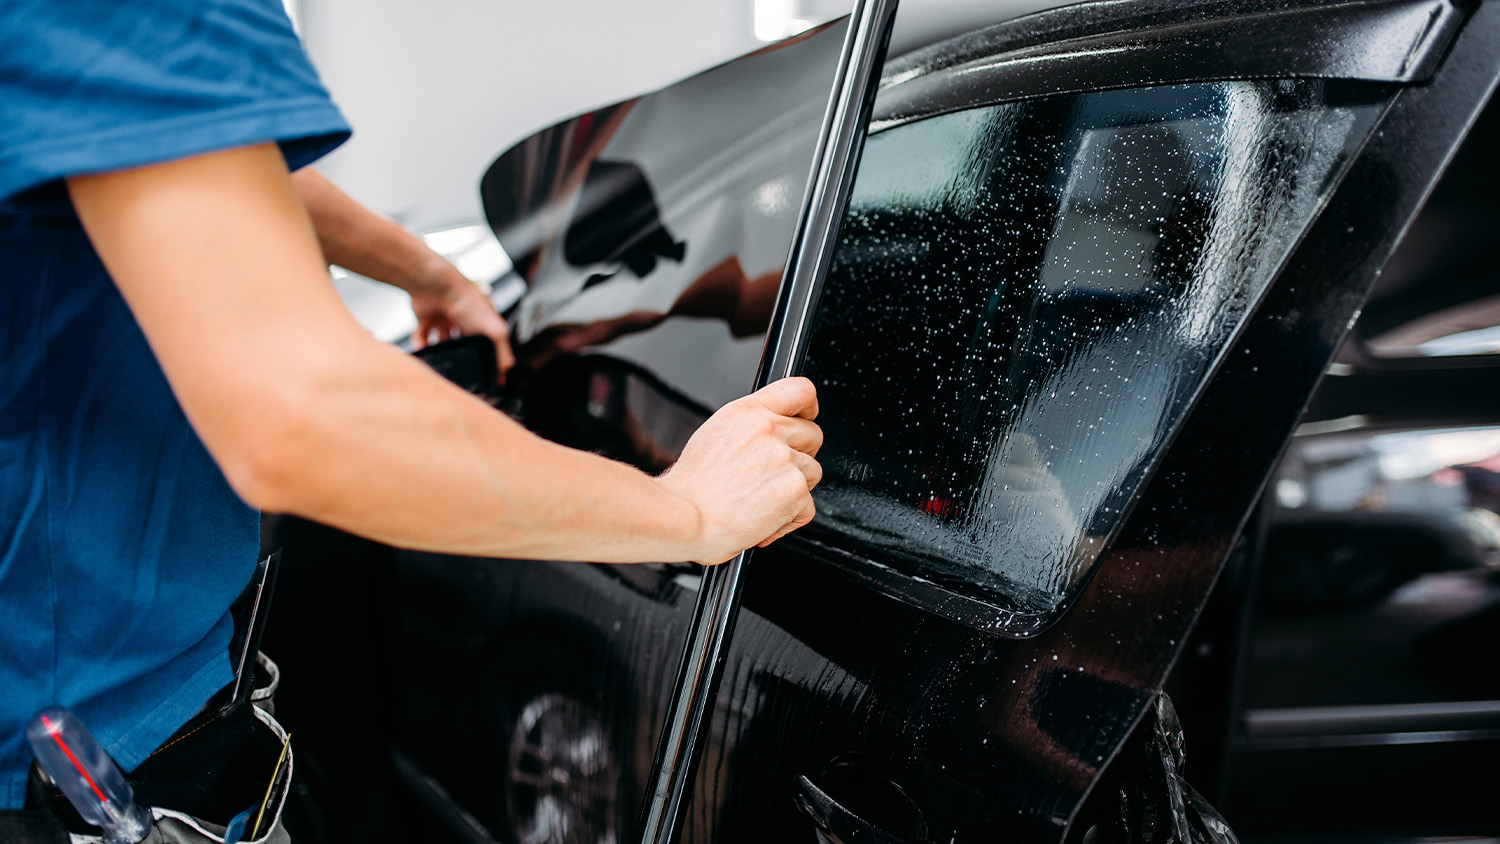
[20, 653, 292, 844]
[1, 554, 293, 844]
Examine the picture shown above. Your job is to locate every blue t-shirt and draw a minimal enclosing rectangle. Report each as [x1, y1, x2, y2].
[0, 0, 350, 809]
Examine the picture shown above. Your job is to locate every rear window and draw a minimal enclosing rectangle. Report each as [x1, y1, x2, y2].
[801, 79, 1389, 619]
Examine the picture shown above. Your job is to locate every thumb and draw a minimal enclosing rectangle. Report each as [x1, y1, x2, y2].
[745, 376, 818, 421]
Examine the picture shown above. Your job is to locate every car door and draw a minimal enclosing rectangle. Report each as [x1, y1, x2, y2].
[1216, 96, 1500, 839]
[685, 3, 1499, 842]
[370, 2, 1500, 844]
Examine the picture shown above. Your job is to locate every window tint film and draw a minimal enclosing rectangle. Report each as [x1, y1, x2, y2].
[802, 80, 1389, 618]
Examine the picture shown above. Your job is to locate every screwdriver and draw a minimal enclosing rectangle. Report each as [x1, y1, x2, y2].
[26, 706, 152, 844]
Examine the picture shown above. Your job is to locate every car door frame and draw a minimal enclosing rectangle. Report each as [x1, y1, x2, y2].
[723, 1, 1500, 841]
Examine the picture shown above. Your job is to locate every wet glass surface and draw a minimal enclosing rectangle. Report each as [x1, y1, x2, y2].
[802, 80, 1388, 616]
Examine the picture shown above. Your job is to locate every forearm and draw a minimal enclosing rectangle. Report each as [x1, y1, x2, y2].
[69, 145, 703, 563]
[290, 167, 451, 298]
[254, 335, 705, 561]
[292, 167, 513, 372]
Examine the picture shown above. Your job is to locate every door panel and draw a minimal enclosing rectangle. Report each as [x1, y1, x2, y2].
[695, 2, 1500, 840]
[483, 21, 845, 421]
[1219, 99, 1500, 836]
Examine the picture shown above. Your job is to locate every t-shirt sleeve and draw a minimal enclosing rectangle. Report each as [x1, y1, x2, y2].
[0, 0, 351, 205]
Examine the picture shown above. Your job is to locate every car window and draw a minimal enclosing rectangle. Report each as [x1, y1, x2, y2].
[801, 79, 1390, 619]
[1262, 426, 1500, 620]
[1354, 99, 1500, 359]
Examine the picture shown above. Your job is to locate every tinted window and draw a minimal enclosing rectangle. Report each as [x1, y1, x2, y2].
[802, 80, 1388, 617]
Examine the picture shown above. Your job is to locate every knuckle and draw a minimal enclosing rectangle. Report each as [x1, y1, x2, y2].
[752, 414, 781, 439]
[807, 422, 825, 449]
[723, 396, 755, 417]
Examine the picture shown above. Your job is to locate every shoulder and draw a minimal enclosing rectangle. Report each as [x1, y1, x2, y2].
[0, 0, 349, 205]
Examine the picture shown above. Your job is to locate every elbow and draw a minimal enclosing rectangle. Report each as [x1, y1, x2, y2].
[215, 391, 323, 515]
[224, 443, 303, 514]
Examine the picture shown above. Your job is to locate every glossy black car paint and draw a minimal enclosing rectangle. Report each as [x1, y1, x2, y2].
[639, 2, 900, 841]
[263, 2, 1500, 843]
[1200, 99, 1500, 836]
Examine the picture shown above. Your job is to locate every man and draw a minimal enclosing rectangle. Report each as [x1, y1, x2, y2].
[0, 0, 821, 836]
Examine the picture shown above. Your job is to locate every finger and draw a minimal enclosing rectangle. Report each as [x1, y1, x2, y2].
[492, 324, 516, 385]
[791, 450, 823, 490]
[778, 416, 823, 456]
[747, 376, 818, 421]
[424, 317, 458, 346]
[413, 317, 436, 349]
[758, 498, 816, 547]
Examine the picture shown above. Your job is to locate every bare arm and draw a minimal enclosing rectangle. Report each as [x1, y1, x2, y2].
[68, 144, 821, 565]
[289, 167, 515, 379]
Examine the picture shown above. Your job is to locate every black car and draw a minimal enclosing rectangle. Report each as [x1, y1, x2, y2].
[262, 2, 1500, 843]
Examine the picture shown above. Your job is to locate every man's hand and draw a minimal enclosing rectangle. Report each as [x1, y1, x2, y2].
[656, 377, 823, 565]
[291, 168, 515, 381]
[408, 261, 516, 381]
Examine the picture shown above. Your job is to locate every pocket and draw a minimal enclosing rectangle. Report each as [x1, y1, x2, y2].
[30, 684, 294, 843]
[142, 707, 293, 844]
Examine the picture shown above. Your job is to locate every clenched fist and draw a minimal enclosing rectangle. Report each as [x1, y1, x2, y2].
[656, 377, 823, 565]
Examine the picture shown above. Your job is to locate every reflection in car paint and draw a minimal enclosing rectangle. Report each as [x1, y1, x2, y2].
[483, 22, 847, 412]
[518, 355, 712, 474]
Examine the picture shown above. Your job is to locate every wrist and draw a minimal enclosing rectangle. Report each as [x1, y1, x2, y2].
[415, 255, 467, 300]
[652, 474, 713, 564]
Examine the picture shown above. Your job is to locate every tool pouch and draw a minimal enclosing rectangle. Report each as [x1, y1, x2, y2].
[17, 558, 292, 843]
[135, 704, 294, 844]
[25, 659, 294, 844]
